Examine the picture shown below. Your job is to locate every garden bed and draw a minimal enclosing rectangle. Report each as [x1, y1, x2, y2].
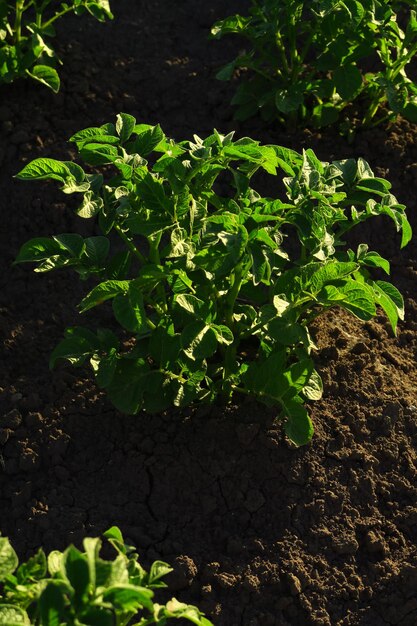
[1, 0, 417, 624]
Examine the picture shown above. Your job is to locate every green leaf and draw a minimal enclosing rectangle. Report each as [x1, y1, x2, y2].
[333, 64, 362, 100]
[172, 371, 206, 408]
[148, 561, 172, 586]
[79, 280, 130, 312]
[102, 584, 154, 611]
[64, 545, 90, 604]
[0, 537, 18, 580]
[275, 85, 304, 114]
[83, 236, 110, 266]
[53, 233, 84, 257]
[70, 126, 118, 149]
[359, 248, 390, 274]
[85, 0, 113, 21]
[302, 370, 323, 401]
[27, 64, 60, 93]
[47, 551, 63, 576]
[16, 548, 47, 581]
[116, 113, 136, 143]
[0, 606, 29, 625]
[92, 351, 118, 388]
[16, 158, 70, 182]
[181, 322, 218, 361]
[403, 101, 417, 123]
[106, 359, 160, 414]
[136, 172, 171, 212]
[194, 226, 248, 278]
[164, 598, 212, 624]
[83, 537, 101, 592]
[373, 280, 404, 334]
[310, 261, 358, 294]
[80, 143, 119, 165]
[149, 325, 181, 369]
[128, 124, 165, 156]
[15, 237, 62, 264]
[312, 103, 340, 128]
[103, 527, 126, 554]
[39, 583, 66, 626]
[267, 318, 310, 346]
[356, 177, 391, 195]
[212, 324, 234, 345]
[282, 359, 315, 400]
[50, 329, 98, 368]
[76, 191, 103, 218]
[283, 400, 314, 446]
[399, 214, 412, 249]
[112, 286, 147, 333]
[215, 60, 236, 81]
[321, 281, 376, 320]
[173, 294, 210, 324]
[242, 351, 286, 403]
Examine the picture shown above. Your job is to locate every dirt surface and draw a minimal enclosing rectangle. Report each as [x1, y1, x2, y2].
[1, 1, 417, 624]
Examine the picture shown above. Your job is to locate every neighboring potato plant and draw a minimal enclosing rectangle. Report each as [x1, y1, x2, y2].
[211, 0, 417, 129]
[0, 0, 113, 92]
[0, 526, 213, 625]
[16, 114, 411, 445]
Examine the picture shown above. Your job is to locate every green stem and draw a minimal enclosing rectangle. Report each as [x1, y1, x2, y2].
[224, 263, 244, 329]
[362, 95, 383, 127]
[146, 318, 157, 331]
[222, 263, 246, 398]
[275, 32, 290, 77]
[288, 13, 300, 79]
[42, 5, 74, 29]
[115, 225, 146, 264]
[14, 0, 25, 44]
[149, 233, 167, 312]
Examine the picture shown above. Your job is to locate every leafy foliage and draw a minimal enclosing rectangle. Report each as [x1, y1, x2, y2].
[0, 526, 212, 625]
[16, 115, 411, 445]
[211, 0, 417, 130]
[0, 0, 113, 92]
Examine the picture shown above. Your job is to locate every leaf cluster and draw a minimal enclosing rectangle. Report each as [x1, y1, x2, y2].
[211, 0, 417, 130]
[15, 114, 411, 445]
[0, 527, 212, 626]
[0, 0, 113, 92]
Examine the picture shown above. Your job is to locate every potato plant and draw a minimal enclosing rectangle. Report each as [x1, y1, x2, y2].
[15, 114, 411, 445]
[0, 0, 113, 92]
[0, 526, 212, 625]
[211, 0, 417, 130]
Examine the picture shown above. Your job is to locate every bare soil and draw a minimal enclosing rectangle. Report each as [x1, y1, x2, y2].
[1, 1, 417, 624]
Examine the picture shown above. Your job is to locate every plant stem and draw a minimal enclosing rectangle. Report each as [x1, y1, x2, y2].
[222, 263, 246, 397]
[115, 225, 146, 264]
[43, 5, 74, 29]
[14, 0, 25, 44]
[149, 233, 167, 312]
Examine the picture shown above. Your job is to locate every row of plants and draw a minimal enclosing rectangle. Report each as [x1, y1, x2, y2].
[212, 0, 417, 133]
[0, 0, 113, 92]
[1, 0, 416, 622]
[4, 0, 417, 135]
[0, 527, 212, 625]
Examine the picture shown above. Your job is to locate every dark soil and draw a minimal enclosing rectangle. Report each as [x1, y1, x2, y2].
[1, 1, 417, 624]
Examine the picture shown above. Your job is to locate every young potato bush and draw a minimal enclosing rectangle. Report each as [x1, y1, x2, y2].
[0, 0, 113, 92]
[0, 526, 212, 625]
[15, 114, 411, 445]
[211, 0, 417, 130]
